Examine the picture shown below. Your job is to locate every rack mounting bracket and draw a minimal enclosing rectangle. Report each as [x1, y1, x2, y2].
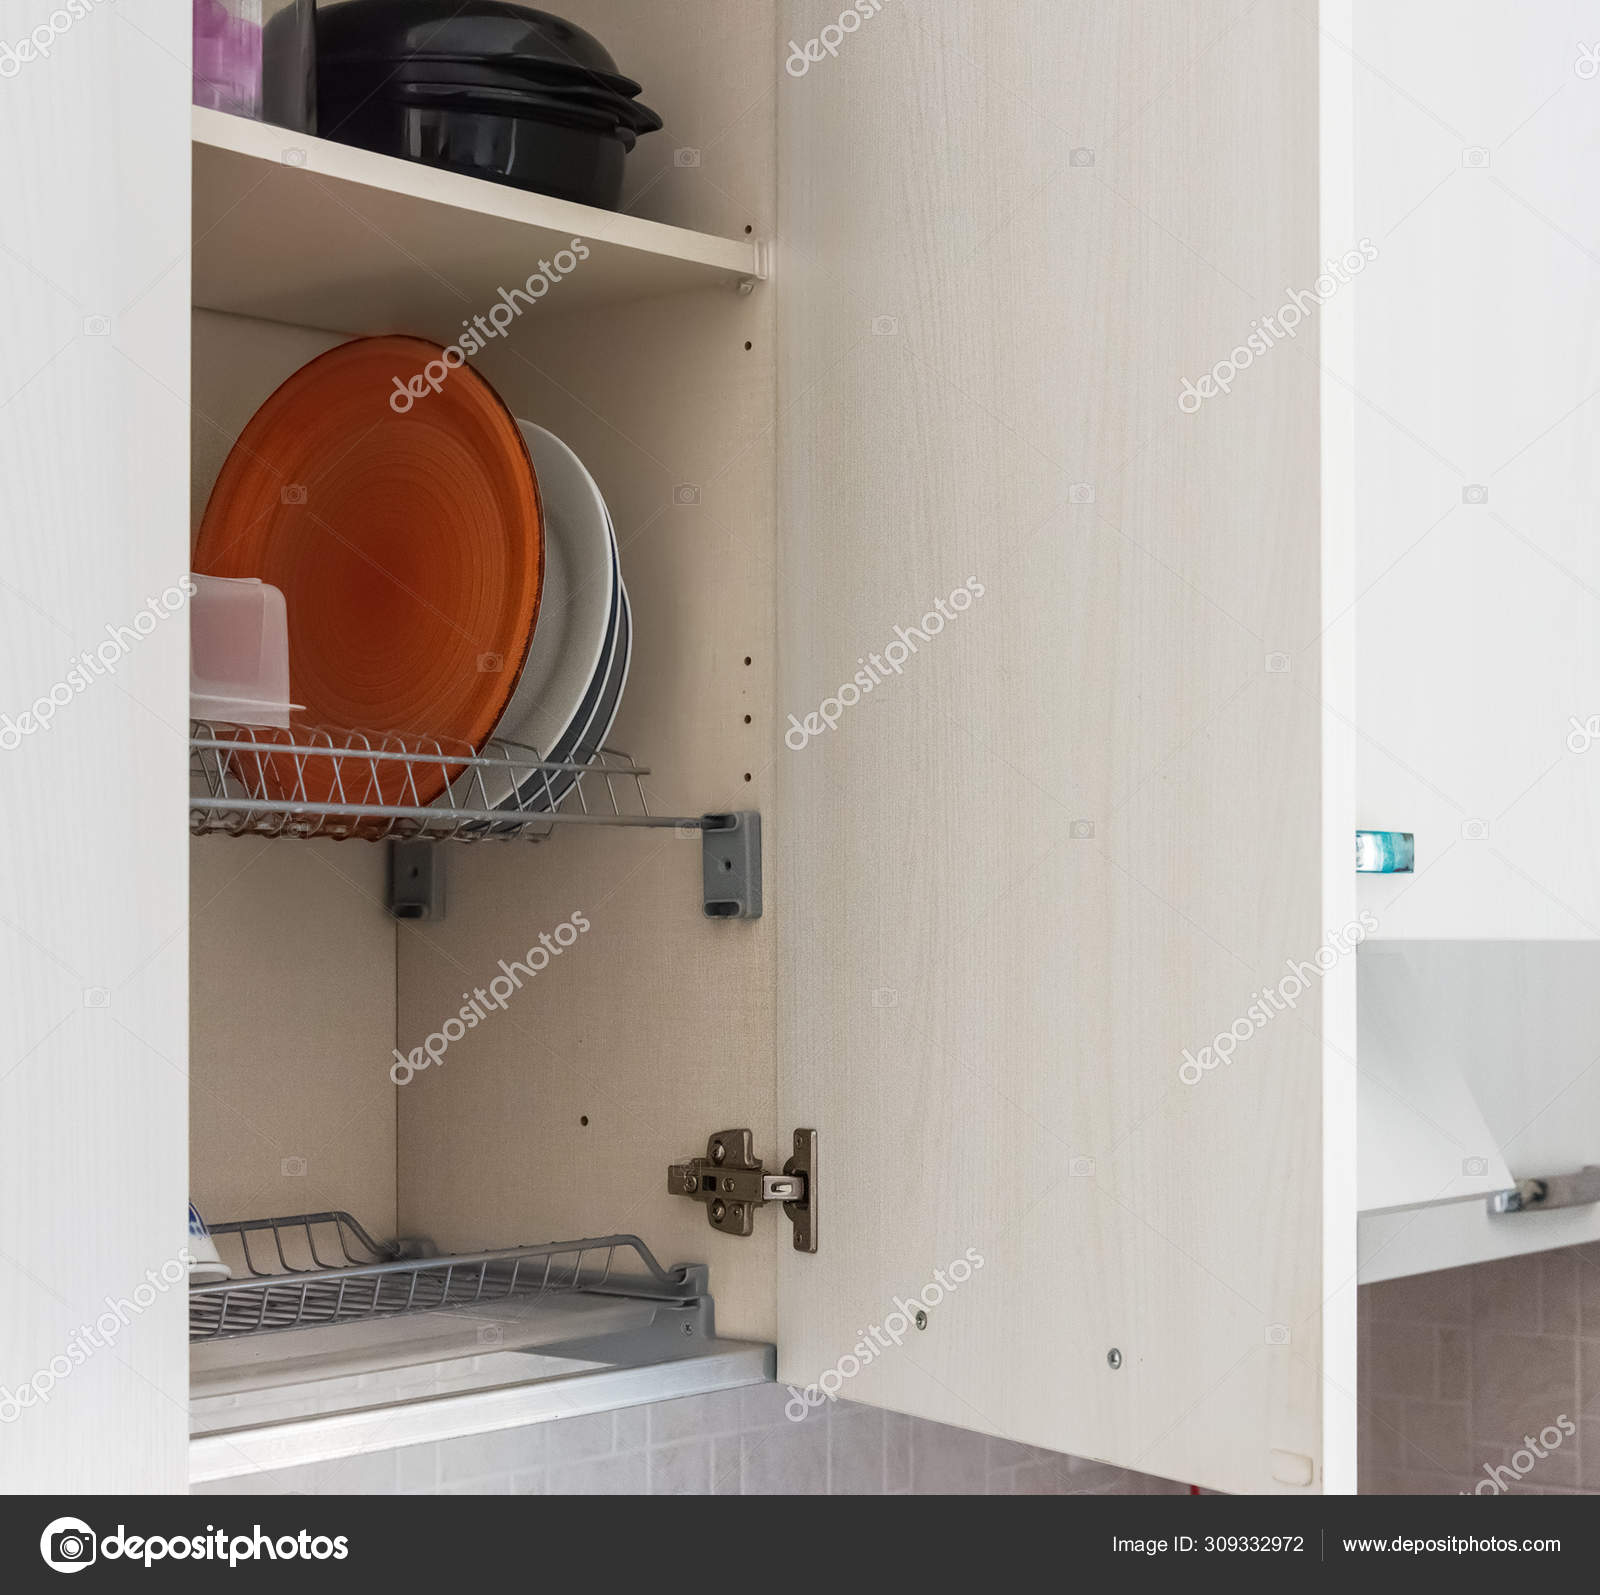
[669, 1128, 816, 1252]
[388, 840, 444, 920]
[702, 811, 761, 919]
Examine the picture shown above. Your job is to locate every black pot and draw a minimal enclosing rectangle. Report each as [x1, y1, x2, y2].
[320, 88, 632, 206]
[314, 2, 660, 208]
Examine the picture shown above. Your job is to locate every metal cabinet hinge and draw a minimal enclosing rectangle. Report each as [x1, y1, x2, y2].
[668, 1128, 816, 1252]
[702, 811, 761, 919]
[1487, 1165, 1600, 1215]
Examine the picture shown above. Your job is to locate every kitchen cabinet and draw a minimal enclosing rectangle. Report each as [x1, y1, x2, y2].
[6, 0, 1597, 1501]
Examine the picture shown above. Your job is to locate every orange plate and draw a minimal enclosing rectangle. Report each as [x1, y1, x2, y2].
[194, 337, 543, 812]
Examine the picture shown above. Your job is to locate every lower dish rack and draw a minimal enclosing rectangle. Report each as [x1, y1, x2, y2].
[189, 1210, 701, 1342]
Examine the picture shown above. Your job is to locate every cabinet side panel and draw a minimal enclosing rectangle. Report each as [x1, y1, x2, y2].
[776, 1, 1329, 1492]
[0, 3, 191, 1491]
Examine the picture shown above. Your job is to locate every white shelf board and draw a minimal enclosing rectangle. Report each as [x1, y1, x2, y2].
[192, 107, 765, 340]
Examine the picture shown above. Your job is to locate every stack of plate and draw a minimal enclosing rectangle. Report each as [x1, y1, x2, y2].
[192, 337, 627, 821]
[480, 421, 630, 814]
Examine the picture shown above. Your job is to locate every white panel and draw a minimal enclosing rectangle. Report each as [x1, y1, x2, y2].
[0, 2, 190, 1491]
[1358, 941, 1600, 1279]
[1347, 0, 1600, 939]
[776, 1, 1341, 1494]
[1357, 946, 1511, 1212]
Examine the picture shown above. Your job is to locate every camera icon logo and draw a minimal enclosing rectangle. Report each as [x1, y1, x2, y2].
[1462, 484, 1488, 505]
[1069, 819, 1095, 840]
[281, 484, 307, 505]
[870, 986, 898, 1009]
[1068, 482, 1096, 505]
[1265, 652, 1292, 674]
[1070, 147, 1095, 167]
[870, 315, 898, 336]
[1463, 146, 1491, 168]
[675, 148, 701, 168]
[477, 652, 504, 672]
[82, 315, 111, 337]
[1463, 1156, 1489, 1176]
[1462, 818, 1489, 841]
[281, 147, 308, 166]
[40, 1517, 96, 1572]
[673, 484, 701, 506]
[1069, 1156, 1096, 1177]
[1265, 1324, 1291, 1345]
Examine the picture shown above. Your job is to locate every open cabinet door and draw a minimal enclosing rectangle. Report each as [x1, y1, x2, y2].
[0, 7, 190, 1490]
[775, 1, 1355, 1494]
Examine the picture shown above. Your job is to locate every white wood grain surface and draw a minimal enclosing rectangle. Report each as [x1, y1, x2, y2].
[775, 0, 1346, 1494]
[0, 1, 190, 1492]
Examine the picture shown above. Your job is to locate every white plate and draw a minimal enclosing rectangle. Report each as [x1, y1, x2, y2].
[475, 422, 616, 807]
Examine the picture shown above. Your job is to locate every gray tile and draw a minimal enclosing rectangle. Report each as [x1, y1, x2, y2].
[828, 1407, 885, 1495]
[648, 1438, 712, 1495]
[1472, 1332, 1578, 1446]
[613, 1404, 649, 1452]
[1470, 1255, 1542, 1333]
[909, 1418, 988, 1494]
[1397, 1400, 1471, 1477]
[1363, 1267, 1473, 1326]
[395, 1441, 438, 1493]
[710, 1435, 742, 1495]
[545, 1411, 616, 1465]
[512, 1469, 545, 1495]
[740, 1380, 811, 1431]
[646, 1387, 746, 1445]
[884, 1411, 911, 1492]
[436, 1424, 545, 1484]
[546, 1451, 648, 1495]
[740, 1418, 828, 1495]
[1368, 1321, 1437, 1398]
[313, 1450, 401, 1494]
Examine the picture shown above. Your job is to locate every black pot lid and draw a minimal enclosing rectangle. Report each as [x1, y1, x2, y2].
[317, 1, 627, 79]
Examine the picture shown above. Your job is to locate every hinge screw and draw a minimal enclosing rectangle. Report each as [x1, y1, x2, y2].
[1107, 1347, 1123, 1369]
[711, 1140, 727, 1164]
[914, 1310, 928, 1331]
[711, 1199, 726, 1222]
[680, 1172, 697, 1194]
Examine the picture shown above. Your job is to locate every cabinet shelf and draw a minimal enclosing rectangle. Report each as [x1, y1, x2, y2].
[192, 107, 767, 339]
[189, 720, 688, 842]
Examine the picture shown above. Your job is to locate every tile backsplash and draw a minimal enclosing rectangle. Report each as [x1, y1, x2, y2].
[194, 1383, 1186, 1496]
[1360, 1243, 1600, 1495]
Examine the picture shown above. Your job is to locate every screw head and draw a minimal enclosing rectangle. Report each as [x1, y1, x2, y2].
[1107, 1347, 1123, 1369]
[679, 1171, 697, 1194]
[711, 1140, 727, 1165]
[914, 1310, 928, 1331]
[710, 1199, 726, 1222]
[680, 1321, 695, 1335]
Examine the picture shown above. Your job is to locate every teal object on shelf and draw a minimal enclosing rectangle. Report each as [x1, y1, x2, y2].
[1355, 830, 1414, 873]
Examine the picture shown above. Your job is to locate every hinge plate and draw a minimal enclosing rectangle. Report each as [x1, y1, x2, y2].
[668, 1127, 816, 1252]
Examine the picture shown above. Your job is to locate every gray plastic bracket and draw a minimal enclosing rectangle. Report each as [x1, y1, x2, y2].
[702, 812, 761, 919]
[387, 841, 444, 921]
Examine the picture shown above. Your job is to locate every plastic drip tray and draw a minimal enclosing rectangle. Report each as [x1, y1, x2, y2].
[191, 1292, 657, 1430]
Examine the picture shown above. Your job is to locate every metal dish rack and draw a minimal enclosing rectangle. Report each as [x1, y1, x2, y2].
[190, 719, 692, 844]
[189, 1211, 702, 1343]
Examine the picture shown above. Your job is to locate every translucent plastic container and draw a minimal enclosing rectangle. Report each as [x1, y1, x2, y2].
[190, 574, 300, 729]
[193, 0, 263, 119]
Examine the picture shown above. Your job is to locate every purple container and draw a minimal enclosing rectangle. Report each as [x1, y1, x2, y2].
[194, 0, 263, 118]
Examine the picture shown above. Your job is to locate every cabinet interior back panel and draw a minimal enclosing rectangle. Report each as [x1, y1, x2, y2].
[396, 1, 779, 1341]
[775, 1, 1336, 1493]
[189, 311, 398, 1241]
